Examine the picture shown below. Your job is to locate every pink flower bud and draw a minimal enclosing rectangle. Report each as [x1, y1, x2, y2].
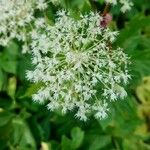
[100, 13, 112, 28]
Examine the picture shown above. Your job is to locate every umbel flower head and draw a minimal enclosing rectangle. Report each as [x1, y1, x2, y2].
[0, 0, 48, 46]
[105, 0, 133, 13]
[27, 10, 130, 121]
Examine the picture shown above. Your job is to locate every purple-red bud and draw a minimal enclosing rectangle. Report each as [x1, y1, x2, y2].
[100, 13, 112, 28]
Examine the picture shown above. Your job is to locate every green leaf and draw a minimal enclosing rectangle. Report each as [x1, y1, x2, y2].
[7, 76, 17, 100]
[132, 49, 150, 79]
[0, 41, 19, 74]
[4, 41, 19, 59]
[97, 0, 105, 4]
[20, 82, 44, 98]
[0, 110, 14, 127]
[61, 127, 84, 150]
[116, 15, 150, 53]
[71, 127, 84, 149]
[1, 60, 17, 74]
[17, 53, 32, 80]
[0, 69, 4, 90]
[136, 77, 150, 104]
[61, 135, 73, 150]
[10, 118, 36, 150]
[123, 138, 150, 150]
[0, 92, 12, 109]
[88, 135, 111, 150]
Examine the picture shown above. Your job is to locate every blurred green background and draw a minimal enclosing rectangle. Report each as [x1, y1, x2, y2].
[0, 0, 150, 149]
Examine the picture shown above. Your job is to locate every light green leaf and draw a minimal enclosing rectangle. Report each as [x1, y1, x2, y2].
[20, 82, 44, 98]
[7, 76, 17, 100]
[71, 127, 84, 149]
[11, 118, 36, 150]
[88, 135, 111, 150]
[61, 135, 73, 150]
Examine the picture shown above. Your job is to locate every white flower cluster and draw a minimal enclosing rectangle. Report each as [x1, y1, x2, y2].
[105, 0, 133, 13]
[50, 0, 60, 5]
[0, 0, 48, 46]
[27, 11, 130, 121]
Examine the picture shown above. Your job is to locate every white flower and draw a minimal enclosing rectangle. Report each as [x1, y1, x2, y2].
[120, 0, 133, 13]
[50, 0, 61, 5]
[27, 10, 130, 121]
[105, 0, 133, 12]
[93, 102, 109, 119]
[105, 0, 117, 5]
[0, 0, 47, 47]
[36, 0, 48, 10]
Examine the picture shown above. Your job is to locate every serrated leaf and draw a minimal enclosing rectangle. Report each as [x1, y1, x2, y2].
[11, 118, 36, 150]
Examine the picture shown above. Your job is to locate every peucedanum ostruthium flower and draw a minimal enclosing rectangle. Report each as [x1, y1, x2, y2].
[27, 10, 131, 121]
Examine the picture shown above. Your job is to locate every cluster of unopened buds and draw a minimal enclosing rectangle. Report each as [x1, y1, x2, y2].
[0, 0, 132, 121]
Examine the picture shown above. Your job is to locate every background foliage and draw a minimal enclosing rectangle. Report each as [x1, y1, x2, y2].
[0, 0, 150, 149]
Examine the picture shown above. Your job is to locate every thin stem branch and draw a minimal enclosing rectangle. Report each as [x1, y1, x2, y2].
[102, 4, 110, 15]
